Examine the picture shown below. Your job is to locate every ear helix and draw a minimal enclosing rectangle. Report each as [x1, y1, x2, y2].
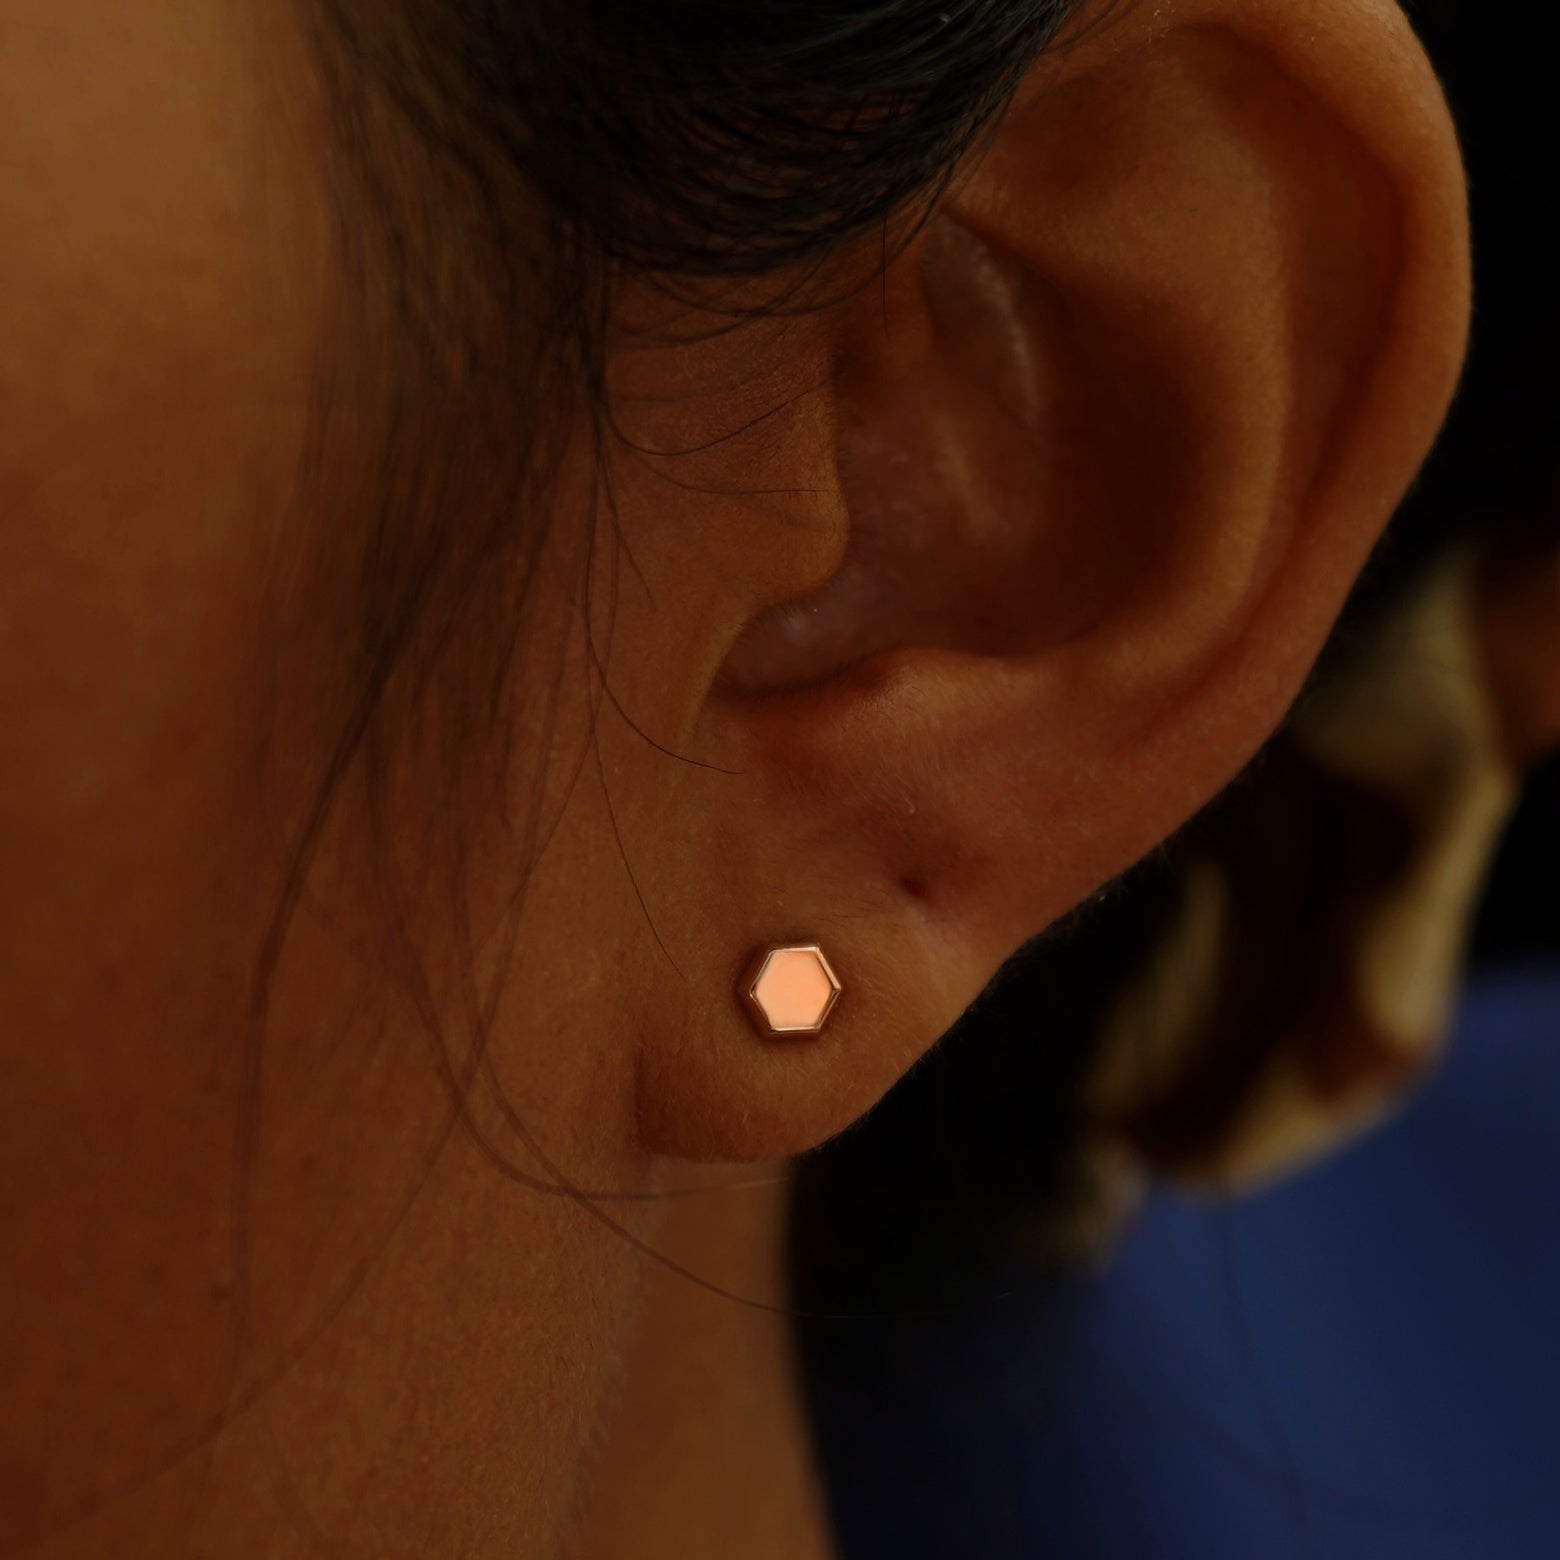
[737, 943, 843, 1037]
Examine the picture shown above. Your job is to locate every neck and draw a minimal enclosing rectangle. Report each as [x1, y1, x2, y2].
[565, 1164, 835, 1560]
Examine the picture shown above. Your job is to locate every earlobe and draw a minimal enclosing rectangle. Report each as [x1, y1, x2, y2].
[634, 0, 1470, 1164]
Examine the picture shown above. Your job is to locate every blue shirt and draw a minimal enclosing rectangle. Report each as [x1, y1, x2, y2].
[806, 966, 1560, 1559]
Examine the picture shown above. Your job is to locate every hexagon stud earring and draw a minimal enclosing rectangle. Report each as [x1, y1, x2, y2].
[738, 943, 843, 1037]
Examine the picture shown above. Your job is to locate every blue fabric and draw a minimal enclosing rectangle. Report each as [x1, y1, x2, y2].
[807, 967, 1560, 1559]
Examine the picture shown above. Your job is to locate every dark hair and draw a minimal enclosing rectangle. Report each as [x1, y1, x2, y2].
[273, 0, 1092, 911]
[274, 0, 1091, 805]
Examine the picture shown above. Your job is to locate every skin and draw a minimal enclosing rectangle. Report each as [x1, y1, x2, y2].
[0, 0, 1521, 1555]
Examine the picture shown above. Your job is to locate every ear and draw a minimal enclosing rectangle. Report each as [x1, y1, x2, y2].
[618, 0, 1470, 1162]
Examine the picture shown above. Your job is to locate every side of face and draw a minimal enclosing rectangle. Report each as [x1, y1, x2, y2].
[0, 1, 1471, 1556]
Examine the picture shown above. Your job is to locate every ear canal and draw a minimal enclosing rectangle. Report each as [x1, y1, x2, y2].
[720, 214, 1096, 701]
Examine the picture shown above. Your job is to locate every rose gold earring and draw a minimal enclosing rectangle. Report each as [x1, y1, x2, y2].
[738, 943, 842, 1037]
